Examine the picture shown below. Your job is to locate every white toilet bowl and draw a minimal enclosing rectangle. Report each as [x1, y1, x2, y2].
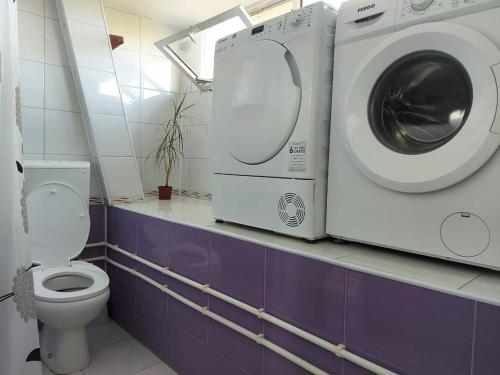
[24, 160, 109, 374]
[34, 261, 109, 374]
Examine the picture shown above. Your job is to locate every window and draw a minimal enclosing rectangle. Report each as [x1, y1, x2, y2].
[155, 6, 253, 91]
[302, 0, 348, 10]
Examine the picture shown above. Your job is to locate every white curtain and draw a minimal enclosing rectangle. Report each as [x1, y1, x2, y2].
[0, 1, 41, 374]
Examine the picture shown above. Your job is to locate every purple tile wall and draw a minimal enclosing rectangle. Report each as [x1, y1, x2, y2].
[266, 249, 345, 344]
[79, 246, 105, 259]
[169, 223, 210, 283]
[473, 302, 500, 375]
[137, 215, 170, 266]
[88, 204, 105, 244]
[263, 322, 341, 374]
[210, 234, 266, 308]
[106, 207, 500, 375]
[345, 270, 475, 375]
[108, 207, 137, 252]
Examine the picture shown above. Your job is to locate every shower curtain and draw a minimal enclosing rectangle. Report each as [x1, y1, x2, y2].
[0, 1, 42, 374]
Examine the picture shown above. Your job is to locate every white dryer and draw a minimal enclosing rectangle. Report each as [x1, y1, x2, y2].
[327, 0, 500, 268]
[212, 2, 336, 240]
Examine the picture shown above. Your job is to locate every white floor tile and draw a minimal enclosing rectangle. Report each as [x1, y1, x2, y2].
[83, 337, 160, 375]
[87, 320, 130, 351]
[134, 363, 178, 375]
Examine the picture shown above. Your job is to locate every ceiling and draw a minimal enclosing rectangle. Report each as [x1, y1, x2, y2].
[102, 0, 266, 30]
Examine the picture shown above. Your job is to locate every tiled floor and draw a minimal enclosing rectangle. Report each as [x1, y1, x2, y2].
[42, 320, 177, 375]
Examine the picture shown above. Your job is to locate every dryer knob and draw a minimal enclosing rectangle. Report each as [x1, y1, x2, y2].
[410, 0, 434, 11]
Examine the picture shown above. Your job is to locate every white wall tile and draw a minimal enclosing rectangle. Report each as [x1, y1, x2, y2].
[196, 91, 213, 125]
[45, 18, 69, 66]
[186, 125, 211, 159]
[113, 49, 140, 87]
[169, 158, 190, 191]
[104, 7, 140, 52]
[189, 158, 211, 193]
[44, 109, 89, 155]
[23, 153, 44, 160]
[141, 17, 177, 57]
[79, 68, 123, 115]
[45, 64, 80, 111]
[139, 157, 164, 192]
[69, 21, 114, 72]
[121, 86, 140, 123]
[45, 0, 59, 19]
[18, 0, 44, 15]
[140, 123, 163, 158]
[141, 54, 178, 92]
[90, 114, 133, 157]
[60, 0, 105, 27]
[20, 60, 44, 108]
[128, 123, 141, 156]
[21, 107, 44, 153]
[183, 90, 212, 125]
[101, 157, 142, 198]
[18, 11, 44, 62]
[141, 89, 174, 124]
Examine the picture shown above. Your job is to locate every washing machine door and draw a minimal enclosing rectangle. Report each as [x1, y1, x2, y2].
[343, 23, 500, 193]
[217, 39, 302, 165]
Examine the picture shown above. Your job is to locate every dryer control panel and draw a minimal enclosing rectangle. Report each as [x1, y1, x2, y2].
[215, 2, 335, 59]
[249, 5, 314, 39]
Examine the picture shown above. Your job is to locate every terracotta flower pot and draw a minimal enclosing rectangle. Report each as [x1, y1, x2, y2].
[158, 185, 172, 200]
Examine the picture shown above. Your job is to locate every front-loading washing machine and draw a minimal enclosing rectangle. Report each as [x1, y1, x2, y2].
[212, 2, 336, 240]
[327, 0, 500, 268]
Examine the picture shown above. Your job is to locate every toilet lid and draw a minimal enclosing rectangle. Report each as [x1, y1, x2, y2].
[27, 183, 90, 268]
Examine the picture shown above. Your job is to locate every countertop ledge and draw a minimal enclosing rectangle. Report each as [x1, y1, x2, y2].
[114, 195, 500, 307]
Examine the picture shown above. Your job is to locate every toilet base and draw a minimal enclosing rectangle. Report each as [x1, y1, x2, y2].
[40, 326, 90, 374]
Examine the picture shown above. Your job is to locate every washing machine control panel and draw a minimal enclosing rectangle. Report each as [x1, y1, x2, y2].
[400, 0, 442, 17]
[399, 0, 495, 19]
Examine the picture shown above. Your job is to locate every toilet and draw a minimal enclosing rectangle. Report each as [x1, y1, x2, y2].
[24, 160, 109, 374]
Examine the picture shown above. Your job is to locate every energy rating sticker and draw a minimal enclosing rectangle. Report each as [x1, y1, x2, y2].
[288, 141, 307, 172]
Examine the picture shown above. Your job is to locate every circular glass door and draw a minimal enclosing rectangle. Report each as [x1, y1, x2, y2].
[219, 40, 301, 165]
[369, 51, 473, 155]
[341, 23, 500, 193]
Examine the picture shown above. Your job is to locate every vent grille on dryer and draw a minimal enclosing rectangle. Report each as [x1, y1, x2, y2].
[278, 193, 306, 227]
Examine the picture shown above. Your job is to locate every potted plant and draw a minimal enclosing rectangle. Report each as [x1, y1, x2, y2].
[147, 91, 194, 200]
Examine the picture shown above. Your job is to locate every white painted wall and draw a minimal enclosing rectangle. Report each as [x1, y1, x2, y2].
[17, 0, 214, 197]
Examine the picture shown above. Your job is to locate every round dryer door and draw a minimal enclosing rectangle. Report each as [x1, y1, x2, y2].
[27, 183, 90, 268]
[343, 23, 500, 193]
[219, 40, 302, 165]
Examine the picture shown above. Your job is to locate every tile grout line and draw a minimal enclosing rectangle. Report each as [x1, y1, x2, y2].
[458, 272, 484, 290]
[470, 301, 478, 375]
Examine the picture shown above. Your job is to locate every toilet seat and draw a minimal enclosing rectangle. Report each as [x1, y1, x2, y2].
[27, 182, 90, 268]
[33, 261, 109, 303]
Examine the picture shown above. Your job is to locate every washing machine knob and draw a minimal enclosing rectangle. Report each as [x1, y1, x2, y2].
[410, 0, 434, 11]
[289, 13, 304, 30]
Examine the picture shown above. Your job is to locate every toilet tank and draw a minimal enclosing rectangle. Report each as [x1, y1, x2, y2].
[23, 160, 91, 203]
